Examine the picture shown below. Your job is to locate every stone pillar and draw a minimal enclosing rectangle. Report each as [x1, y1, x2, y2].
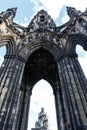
[68, 57, 87, 130]
[0, 55, 25, 130]
[58, 58, 77, 130]
[57, 55, 87, 130]
[0, 56, 9, 81]
[19, 85, 31, 130]
[54, 85, 64, 130]
[0, 56, 15, 99]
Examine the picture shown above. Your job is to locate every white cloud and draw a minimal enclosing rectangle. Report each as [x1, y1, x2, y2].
[62, 15, 69, 23]
[76, 45, 87, 77]
[0, 56, 4, 66]
[78, 52, 87, 77]
[30, 0, 87, 20]
[20, 17, 29, 27]
[30, 0, 63, 20]
[14, 17, 29, 27]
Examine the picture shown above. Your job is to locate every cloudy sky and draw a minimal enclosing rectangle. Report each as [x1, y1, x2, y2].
[0, 0, 87, 130]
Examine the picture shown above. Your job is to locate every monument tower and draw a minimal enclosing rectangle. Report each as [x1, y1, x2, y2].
[0, 6, 87, 130]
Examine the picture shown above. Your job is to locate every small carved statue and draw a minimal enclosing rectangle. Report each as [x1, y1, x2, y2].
[35, 108, 49, 129]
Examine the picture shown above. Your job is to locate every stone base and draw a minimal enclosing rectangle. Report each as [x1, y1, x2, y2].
[31, 128, 51, 130]
[78, 125, 87, 130]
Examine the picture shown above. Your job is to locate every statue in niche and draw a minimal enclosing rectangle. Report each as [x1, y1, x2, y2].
[35, 108, 49, 129]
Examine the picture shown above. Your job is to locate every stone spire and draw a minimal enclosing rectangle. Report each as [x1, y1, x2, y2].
[28, 10, 56, 32]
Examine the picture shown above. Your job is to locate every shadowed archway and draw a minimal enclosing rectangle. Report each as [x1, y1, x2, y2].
[19, 48, 60, 130]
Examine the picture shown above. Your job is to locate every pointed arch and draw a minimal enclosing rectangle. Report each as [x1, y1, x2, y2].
[0, 46, 6, 66]
[23, 47, 59, 94]
[28, 79, 57, 130]
[66, 34, 87, 54]
[0, 36, 17, 55]
[18, 38, 63, 62]
[76, 45, 87, 77]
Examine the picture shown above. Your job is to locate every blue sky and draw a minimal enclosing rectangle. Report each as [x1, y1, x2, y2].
[0, 0, 35, 25]
[0, 0, 87, 130]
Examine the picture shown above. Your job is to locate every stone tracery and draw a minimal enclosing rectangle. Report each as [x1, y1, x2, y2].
[0, 6, 87, 130]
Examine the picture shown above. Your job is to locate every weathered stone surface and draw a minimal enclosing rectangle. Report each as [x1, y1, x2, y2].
[0, 6, 87, 130]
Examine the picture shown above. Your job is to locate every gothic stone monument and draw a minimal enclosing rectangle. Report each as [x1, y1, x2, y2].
[0, 6, 87, 130]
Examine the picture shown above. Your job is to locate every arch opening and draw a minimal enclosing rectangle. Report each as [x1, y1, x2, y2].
[76, 45, 87, 77]
[28, 79, 57, 130]
[20, 48, 59, 130]
[0, 46, 6, 67]
[24, 48, 59, 89]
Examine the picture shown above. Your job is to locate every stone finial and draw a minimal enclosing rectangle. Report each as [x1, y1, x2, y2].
[28, 10, 56, 32]
[67, 6, 81, 18]
[0, 7, 17, 21]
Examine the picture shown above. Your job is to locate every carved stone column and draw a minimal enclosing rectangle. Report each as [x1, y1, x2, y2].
[19, 85, 31, 130]
[57, 60, 73, 130]
[54, 84, 64, 130]
[58, 55, 87, 130]
[0, 56, 25, 130]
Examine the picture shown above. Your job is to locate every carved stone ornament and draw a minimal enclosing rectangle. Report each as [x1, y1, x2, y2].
[0, 6, 87, 51]
[28, 10, 56, 32]
[0, 6, 87, 130]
